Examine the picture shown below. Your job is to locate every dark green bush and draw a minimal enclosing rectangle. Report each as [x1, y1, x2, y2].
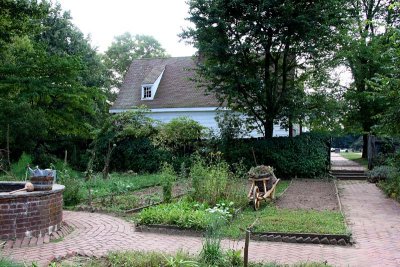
[218, 133, 329, 178]
[367, 166, 398, 183]
[380, 173, 400, 201]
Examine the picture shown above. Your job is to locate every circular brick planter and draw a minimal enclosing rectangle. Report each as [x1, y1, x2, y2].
[0, 182, 64, 240]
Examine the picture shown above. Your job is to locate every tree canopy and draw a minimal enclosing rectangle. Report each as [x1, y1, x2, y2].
[339, 0, 399, 156]
[181, 0, 346, 138]
[0, 1, 108, 162]
[103, 33, 169, 89]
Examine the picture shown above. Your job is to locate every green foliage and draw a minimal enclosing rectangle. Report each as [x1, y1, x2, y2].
[367, 166, 398, 183]
[138, 200, 211, 230]
[98, 194, 139, 212]
[380, 173, 400, 201]
[156, 117, 205, 156]
[57, 168, 84, 206]
[85, 173, 165, 199]
[221, 205, 348, 239]
[107, 251, 166, 267]
[339, 1, 399, 154]
[181, 0, 346, 137]
[215, 111, 252, 142]
[92, 108, 167, 173]
[224, 249, 242, 267]
[0, 1, 108, 163]
[0, 258, 27, 267]
[189, 156, 230, 206]
[218, 133, 329, 178]
[10, 152, 32, 180]
[161, 162, 176, 203]
[199, 234, 224, 266]
[368, 27, 400, 135]
[103, 32, 169, 88]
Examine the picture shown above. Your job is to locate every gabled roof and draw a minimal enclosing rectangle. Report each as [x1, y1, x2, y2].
[111, 57, 221, 110]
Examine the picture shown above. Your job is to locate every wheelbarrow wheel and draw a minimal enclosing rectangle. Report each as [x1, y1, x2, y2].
[253, 186, 261, 211]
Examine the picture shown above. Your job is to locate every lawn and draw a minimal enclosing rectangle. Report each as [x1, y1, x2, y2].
[339, 152, 368, 168]
[221, 205, 348, 239]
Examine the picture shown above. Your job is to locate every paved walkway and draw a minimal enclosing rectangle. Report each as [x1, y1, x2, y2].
[331, 152, 366, 171]
[2, 155, 400, 266]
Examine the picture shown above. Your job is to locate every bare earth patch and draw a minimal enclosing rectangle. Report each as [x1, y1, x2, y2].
[276, 179, 339, 211]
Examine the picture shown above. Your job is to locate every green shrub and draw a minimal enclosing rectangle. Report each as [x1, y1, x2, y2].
[224, 249, 242, 267]
[367, 165, 398, 183]
[380, 173, 400, 201]
[10, 152, 32, 180]
[161, 162, 176, 203]
[156, 116, 205, 156]
[200, 234, 224, 266]
[58, 169, 84, 206]
[190, 155, 230, 206]
[189, 155, 247, 207]
[218, 133, 329, 178]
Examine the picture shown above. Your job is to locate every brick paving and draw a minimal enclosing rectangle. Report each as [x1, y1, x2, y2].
[331, 152, 366, 171]
[2, 154, 400, 267]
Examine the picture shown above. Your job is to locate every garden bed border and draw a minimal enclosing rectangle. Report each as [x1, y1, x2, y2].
[135, 224, 352, 246]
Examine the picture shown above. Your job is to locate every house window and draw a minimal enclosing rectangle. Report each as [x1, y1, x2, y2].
[142, 86, 152, 99]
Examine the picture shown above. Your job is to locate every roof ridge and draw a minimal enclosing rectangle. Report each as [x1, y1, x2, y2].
[132, 56, 194, 61]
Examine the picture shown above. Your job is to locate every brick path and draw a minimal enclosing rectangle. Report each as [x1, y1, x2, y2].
[2, 155, 400, 266]
[331, 152, 366, 171]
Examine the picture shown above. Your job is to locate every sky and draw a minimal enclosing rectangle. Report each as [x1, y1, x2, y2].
[57, 0, 196, 57]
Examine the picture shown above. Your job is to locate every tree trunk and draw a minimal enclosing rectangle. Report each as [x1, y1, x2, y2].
[362, 134, 368, 159]
[288, 119, 293, 138]
[264, 119, 274, 139]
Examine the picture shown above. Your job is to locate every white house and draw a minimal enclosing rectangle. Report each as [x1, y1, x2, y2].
[110, 56, 296, 137]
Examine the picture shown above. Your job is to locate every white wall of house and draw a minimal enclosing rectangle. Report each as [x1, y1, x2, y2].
[147, 108, 290, 137]
[110, 107, 294, 137]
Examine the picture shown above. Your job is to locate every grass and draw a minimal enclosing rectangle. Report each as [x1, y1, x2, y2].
[339, 152, 368, 168]
[135, 179, 348, 238]
[83, 172, 165, 199]
[221, 205, 348, 239]
[0, 258, 26, 267]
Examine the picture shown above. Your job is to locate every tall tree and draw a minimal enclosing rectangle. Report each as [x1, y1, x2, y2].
[341, 0, 399, 157]
[369, 25, 400, 135]
[103, 33, 169, 89]
[181, 0, 345, 138]
[0, 1, 107, 160]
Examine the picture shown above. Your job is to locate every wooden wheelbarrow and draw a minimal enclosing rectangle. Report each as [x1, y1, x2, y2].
[248, 174, 280, 210]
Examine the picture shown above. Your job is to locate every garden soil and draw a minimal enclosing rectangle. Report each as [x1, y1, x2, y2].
[276, 179, 339, 211]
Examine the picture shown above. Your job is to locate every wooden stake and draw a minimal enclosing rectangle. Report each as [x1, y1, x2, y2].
[6, 124, 10, 170]
[244, 230, 250, 267]
[251, 147, 257, 166]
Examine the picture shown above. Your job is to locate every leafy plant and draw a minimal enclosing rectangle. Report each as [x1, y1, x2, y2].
[367, 166, 398, 183]
[57, 168, 84, 206]
[156, 116, 204, 156]
[225, 249, 242, 267]
[10, 152, 32, 180]
[161, 162, 176, 203]
[138, 200, 211, 230]
[380, 173, 400, 201]
[189, 155, 230, 206]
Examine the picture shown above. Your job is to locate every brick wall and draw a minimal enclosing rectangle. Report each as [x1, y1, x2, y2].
[0, 186, 64, 240]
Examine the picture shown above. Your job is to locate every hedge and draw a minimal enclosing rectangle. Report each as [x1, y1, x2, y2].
[218, 133, 330, 178]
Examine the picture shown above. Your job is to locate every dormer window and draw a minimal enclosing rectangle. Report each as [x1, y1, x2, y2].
[142, 85, 152, 100]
